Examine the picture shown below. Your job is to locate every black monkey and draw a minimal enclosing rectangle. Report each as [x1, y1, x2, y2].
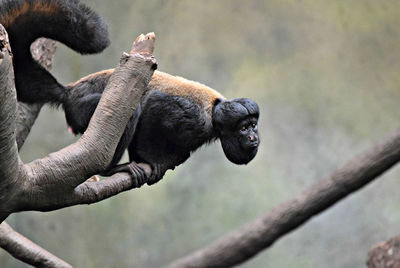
[66, 70, 260, 185]
[1, 0, 260, 186]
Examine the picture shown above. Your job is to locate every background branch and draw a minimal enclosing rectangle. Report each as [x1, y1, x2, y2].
[367, 234, 400, 268]
[0, 222, 72, 268]
[167, 129, 400, 268]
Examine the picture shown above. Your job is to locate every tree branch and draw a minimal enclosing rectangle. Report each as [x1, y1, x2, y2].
[0, 33, 155, 267]
[0, 25, 22, 210]
[367, 234, 400, 268]
[0, 33, 155, 215]
[21, 163, 151, 212]
[1, 36, 69, 268]
[0, 222, 72, 268]
[167, 129, 400, 268]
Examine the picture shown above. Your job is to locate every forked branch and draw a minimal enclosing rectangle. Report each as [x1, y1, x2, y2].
[0, 31, 157, 267]
[0, 30, 156, 218]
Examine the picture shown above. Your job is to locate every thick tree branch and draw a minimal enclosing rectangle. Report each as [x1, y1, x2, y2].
[0, 36, 69, 267]
[167, 129, 400, 268]
[12, 33, 156, 212]
[0, 32, 156, 217]
[0, 33, 155, 267]
[0, 222, 72, 268]
[0, 25, 22, 208]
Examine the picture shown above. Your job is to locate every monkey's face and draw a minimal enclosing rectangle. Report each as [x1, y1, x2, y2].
[213, 98, 260, 165]
[220, 116, 259, 164]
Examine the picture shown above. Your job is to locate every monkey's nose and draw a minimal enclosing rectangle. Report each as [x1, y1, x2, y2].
[248, 135, 254, 141]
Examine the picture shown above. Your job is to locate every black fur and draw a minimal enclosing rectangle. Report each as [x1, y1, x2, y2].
[3, 0, 260, 186]
[0, 0, 109, 104]
[128, 91, 216, 184]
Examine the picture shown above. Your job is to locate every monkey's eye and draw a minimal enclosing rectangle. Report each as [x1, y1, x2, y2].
[252, 123, 257, 128]
[240, 126, 247, 132]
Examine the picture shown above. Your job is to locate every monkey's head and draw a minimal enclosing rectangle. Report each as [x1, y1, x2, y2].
[213, 98, 260, 165]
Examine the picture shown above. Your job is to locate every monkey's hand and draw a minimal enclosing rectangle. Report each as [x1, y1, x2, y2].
[100, 162, 152, 188]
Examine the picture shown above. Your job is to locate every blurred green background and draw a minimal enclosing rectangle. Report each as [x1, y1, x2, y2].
[2, 0, 400, 267]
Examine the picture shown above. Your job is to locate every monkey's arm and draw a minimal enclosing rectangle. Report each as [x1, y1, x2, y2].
[64, 93, 102, 134]
[99, 105, 150, 188]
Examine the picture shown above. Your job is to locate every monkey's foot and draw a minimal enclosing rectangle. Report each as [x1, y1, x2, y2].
[130, 32, 156, 56]
[147, 163, 167, 185]
[101, 162, 152, 188]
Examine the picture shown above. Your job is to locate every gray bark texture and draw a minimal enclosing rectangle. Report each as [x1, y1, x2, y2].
[167, 129, 400, 268]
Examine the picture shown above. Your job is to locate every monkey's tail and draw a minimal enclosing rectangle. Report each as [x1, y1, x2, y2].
[0, 0, 110, 105]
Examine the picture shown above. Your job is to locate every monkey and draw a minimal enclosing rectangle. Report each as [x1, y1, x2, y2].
[1, 0, 260, 187]
[66, 69, 260, 186]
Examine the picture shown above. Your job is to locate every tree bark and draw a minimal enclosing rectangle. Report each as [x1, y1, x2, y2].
[367, 235, 400, 268]
[0, 30, 156, 218]
[0, 25, 22, 220]
[0, 35, 70, 268]
[167, 129, 400, 268]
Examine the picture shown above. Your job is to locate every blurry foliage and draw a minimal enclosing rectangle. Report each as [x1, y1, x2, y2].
[3, 0, 400, 267]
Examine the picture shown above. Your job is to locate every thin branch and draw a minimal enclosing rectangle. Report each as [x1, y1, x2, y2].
[167, 129, 400, 268]
[0, 222, 72, 268]
[23, 163, 152, 212]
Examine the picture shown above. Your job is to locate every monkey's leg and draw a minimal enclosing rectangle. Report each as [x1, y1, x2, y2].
[65, 93, 102, 134]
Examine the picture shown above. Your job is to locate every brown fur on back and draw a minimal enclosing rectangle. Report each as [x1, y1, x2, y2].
[149, 71, 225, 113]
[68, 69, 226, 114]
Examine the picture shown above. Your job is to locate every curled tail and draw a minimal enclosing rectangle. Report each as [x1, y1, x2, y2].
[0, 0, 110, 104]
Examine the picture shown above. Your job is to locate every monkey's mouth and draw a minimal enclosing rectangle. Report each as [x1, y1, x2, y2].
[247, 140, 259, 149]
[250, 142, 259, 148]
